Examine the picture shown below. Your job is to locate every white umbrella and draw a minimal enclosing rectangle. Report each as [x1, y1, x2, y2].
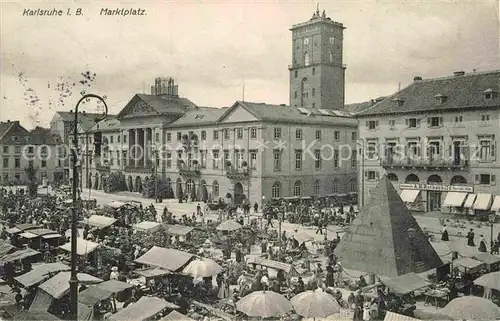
[443, 296, 500, 320]
[182, 258, 222, 278]
[236, 290, 293, 318]
[475, 271, 500, 291]
[291, 289, 340, 318]
[216, 219, 242, 231]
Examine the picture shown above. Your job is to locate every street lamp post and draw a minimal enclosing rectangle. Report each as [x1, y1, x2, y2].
[70, 94, 107, 320]
[489, 214, 496, 254]
[408, 227, 416, 273]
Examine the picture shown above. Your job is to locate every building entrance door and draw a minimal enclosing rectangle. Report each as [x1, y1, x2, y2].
[428, 191, 442, 211]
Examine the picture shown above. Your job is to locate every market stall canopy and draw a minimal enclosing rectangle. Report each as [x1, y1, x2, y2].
[443, 296, 500, 321]
[292, 232, 314, 244]
[0, 241, 16, 257]
[79, 215, 117, 229]
[291, 289, 340, 318]
[492, 195, 500, 211]
[15, 262, 70, 288]
[135, 246, 194, 272]
[160, 310, 195, 321]
[453, 257, 485, 272]
[1, 248, 40, 263]
[78, 286, 113, 307]
[6, 224, 39, 234]
[246, 257, 299, 276]
[474, 271, 500, 291]
[378, 273, 430, 295]
[236, 290, 293, 318]
[473, 253, 500, 266]
[163, 224, 195, 236]
[108, 296, 179, 321]
[383, 311, 422, 321]
[473, 193, 493, 210]
[442, 192, 468, 207]
[133, 221, 162, 233]
[39, 272, 102, 299]
[183, 258, 222, 278]
[93, 279, 133, 294]
[59, 238, 100, 256]
[134, 268, 171, 278]
[216, 220, 242, 232]
[109, 200, 126, 209]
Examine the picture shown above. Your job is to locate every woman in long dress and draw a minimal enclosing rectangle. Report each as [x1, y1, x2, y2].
[441, 225, 449, 241]
[478, 235, 487, 252]
[467, 229, 475, 246]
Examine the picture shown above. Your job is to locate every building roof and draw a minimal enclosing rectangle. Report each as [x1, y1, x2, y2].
[0, 121, 14, 140]
[345, 97, 386, 114]
[0, 121, 30, 145]
[90, 117, 120, 133]
[334, 176, 443, 277]
[217, 101, 357, 126]
[117, 94, 197, 119]
[29, 127, 62, 145]
[168, 107, 227, 127]
[357, 70, 500, 117]
[56, 111, 106, 130]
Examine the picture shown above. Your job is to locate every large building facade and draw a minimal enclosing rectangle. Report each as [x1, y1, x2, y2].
[357, 70, 500, 215]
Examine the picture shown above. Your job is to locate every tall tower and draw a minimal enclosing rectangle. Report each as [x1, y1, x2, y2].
[289, 8, 346, 110]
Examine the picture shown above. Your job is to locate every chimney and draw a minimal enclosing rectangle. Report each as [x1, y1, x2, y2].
[413, 76, 423, 82]
[454, 71, 465, 77]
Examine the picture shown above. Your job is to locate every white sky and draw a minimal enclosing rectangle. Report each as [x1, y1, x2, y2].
[1, 0, 499, 128]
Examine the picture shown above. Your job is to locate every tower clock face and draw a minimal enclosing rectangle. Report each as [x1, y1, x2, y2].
[329, 37, 335, 44]
[304, 38, 309, 45]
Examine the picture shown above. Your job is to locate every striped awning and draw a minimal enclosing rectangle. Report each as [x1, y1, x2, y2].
[473, 193, 492, 210]
[400, 189, 420, 203]
[491, 196, 500, 211]
[442, 192, 468, 207]
[464, 194, 477, 208]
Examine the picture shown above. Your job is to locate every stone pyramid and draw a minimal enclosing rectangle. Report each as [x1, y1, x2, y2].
[334, 175, 443, 277]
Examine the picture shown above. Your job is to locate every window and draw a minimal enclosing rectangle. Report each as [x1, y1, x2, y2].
[312, 68, 315, 76]
[2, 173, 8, 182]
[334, 149, 339, 168]
[294, 70, 298, 78]
[334, 131, 340, 140]
[235, 151, 243, 168]
[250, 128, 257, 139]
[250, 151, 257, 169]
[41, 160, 46, 168]
[14, 158, 20, 168]
[296, 129, 302, 140]
[14, 174, 20, 181]
[2, 146, 8, 153]
[212, 150, 220, 169]
[313, 180, 320, 195]
[479, 139, 495, 161]
[312, 88, 316, 96]
[350, 179, 357, 192]
[117, 135, 121, 143]
[272, 181, 281, 198]
[351, 132, 357, 141]
[236, 129, 243, 139]
[481, 114, 491, 122]
[177, 132, 182, 141]
[407, 142, 421, 158]
[166, 153, 172, 168]
[110, 136, 114, 143]
[455, 116, 463, 123]
[428, 117, 442, 127]
[293, 181, 302, 197]
[367, 142, 377, 159]
[332, 180, 339, 193]
[486, 92, 493, 100]
[155, 133, 160, 142]
[28, 146, 34, 153]
[312, 103, 315, 108]
[406, 118, 418, 128]
[201, 150, 207, 168]
[367, 120, 379, 130]
[212, 181, 219, 198]
[213, 130, 219, 140]
[273, 150, 281, 172]
[201, 131, 206, 141]
[367, 170, 377, 180]
[295, 150, 302, 171]
[14, 146, 21, 154]
[351, 152, 357, 168]
[2, 158, 8, 168]
[388, 120, 395, 129]
[167, 133, 171, 142]
[224, 150, 230, 163]
[314, 149, 321, 169]
[429, 141, 441, 158]
[304, 52, 310, 66]
[476, 174, 496, 185]
[315, 130, 322, 140]
[294, 91, 297, 99]
[223, 129, 230, 140]
[124, 135, 127, 143]
[274, 128, 281, 140]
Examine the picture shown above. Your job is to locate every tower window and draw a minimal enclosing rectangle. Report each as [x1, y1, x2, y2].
[294, 91, 297, 99]
[295, 70, 298, 78]
[312, 68, 315, 76]
[312, 88, 315, 96]
[304, 52, 310, 66]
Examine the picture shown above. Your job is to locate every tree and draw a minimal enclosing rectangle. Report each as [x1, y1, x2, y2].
[24, 163, 38, 197]
[142, 175, 169, 199]
[103, 172, 127, 193]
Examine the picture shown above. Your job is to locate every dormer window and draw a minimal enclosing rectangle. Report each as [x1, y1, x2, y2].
[393, 97, 404, 107]
[484, 88, 496, 100]
[434, 94, 448, 104]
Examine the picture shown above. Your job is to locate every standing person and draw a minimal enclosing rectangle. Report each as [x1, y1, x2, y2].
[479, 235, 487, 252]
[316, 214, 323, 235]
[441, 225, 449, 241]
[353, 290, 365, 321]
[315, 263, 324, 287]
[266, 212, 273, 228]
[254, 202, 259, 213]
[467, 229, 475, 246]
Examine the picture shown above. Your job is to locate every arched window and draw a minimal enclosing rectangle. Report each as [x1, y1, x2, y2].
[212, 180, 219, 198]
[304, 52, 310, 66]
[405, 174, 420, 183]
[332, 180, 340, 193]
[427, 175, 442, 184]
[186, 179, 193, 194]
[387, 173, 398, 182]
[272, 182, 281, 198]
[350, 179, 357, 193]
[313, 180, 320, 195]
[293, 181, 302, 197]
[451, 175, 467, 185]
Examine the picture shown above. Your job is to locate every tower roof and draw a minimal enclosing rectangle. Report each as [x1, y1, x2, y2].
[334, 176, 443, 277]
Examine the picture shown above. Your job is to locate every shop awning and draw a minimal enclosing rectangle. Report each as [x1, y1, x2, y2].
[400, 189, 420, 203]
[59, 238, 100, 256]
[453, 257, 485, 272]
[473, 253, 500, 265]
[491, 196, 500, 211]
[134, 268, 171, 278]
[135, 246, 194, 272]
[442, 192, 468, 207]
[464, 194, 477, 208]
[379, 272, 430, 295]
[15, 262, 70, 288]
[93, 279, 133, 294]
[79, 215, 117, 229]
[473, 193, 492, 210]
[1, 248, 40, 263]
[78, 286, 113, 307]
[39, 272, 102, 299]
[108, 296, 179, 321]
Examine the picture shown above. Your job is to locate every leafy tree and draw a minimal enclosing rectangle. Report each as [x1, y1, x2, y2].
[103, 172, 127, 193]
[142, 175, 169, 199]
[24, 163, 38, 197]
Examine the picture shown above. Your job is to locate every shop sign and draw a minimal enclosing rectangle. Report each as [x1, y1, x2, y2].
[399, 183, 473, 193]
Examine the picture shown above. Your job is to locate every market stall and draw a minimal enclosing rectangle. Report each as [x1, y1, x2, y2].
[135, 246, 194, 272]
[79, 215, 117, 229]
[133, 221, 162, 233]
[108, 296, 179, 321]
[14, 262, 69, 288]
[18, 228, 62, 251]
[472, 253, 500, 272]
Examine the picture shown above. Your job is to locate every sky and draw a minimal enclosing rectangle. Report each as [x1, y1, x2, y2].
[1, 0, 499, 128]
